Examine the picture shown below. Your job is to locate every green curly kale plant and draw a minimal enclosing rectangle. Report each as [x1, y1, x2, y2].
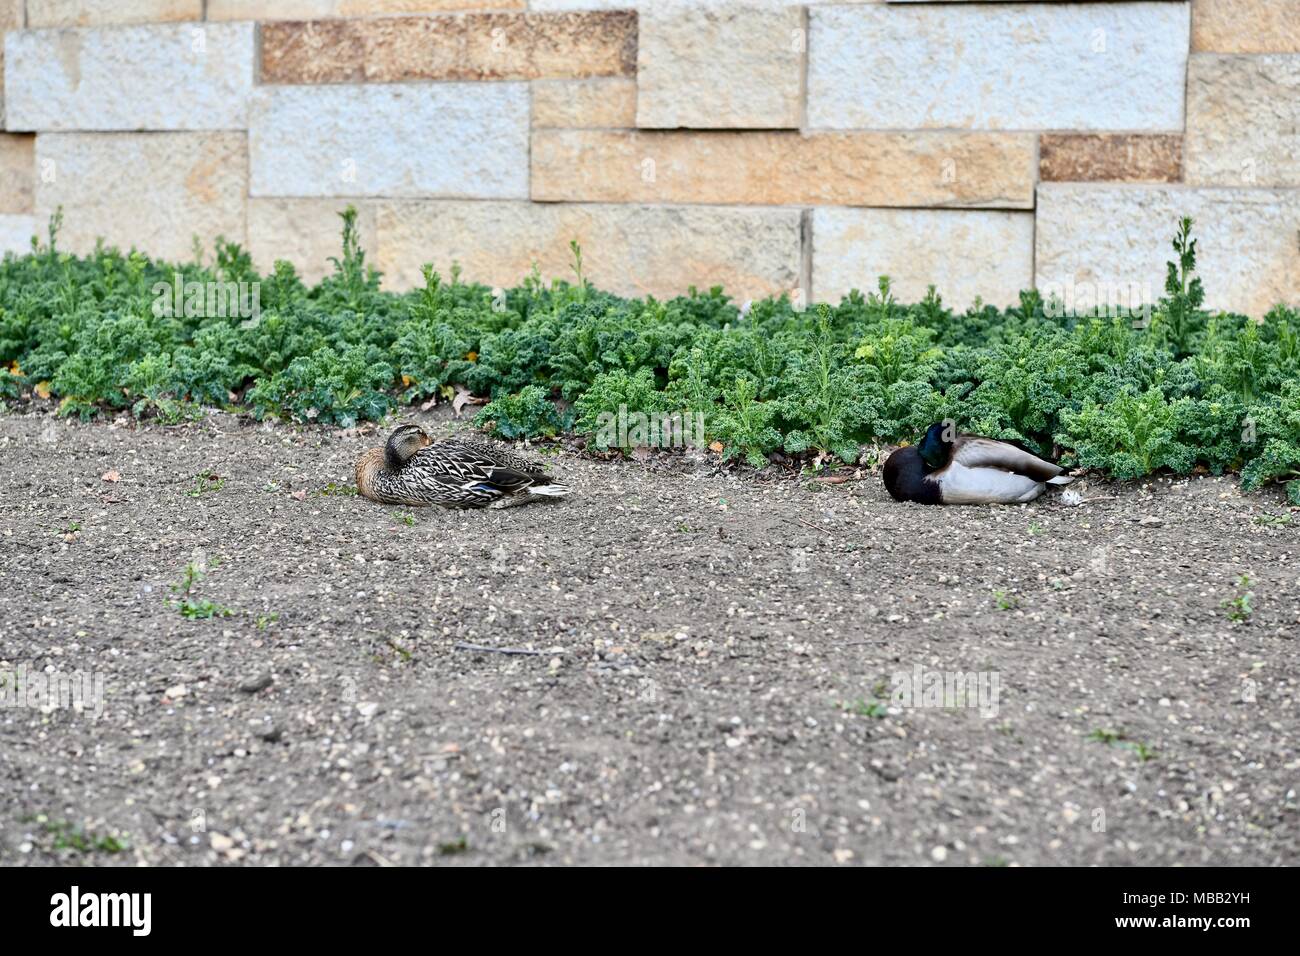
[1, 211, 1297, 499]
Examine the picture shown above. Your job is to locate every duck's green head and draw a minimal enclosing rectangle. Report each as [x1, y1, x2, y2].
[917, 421, 954, 470]
[385, 423, 432, 471]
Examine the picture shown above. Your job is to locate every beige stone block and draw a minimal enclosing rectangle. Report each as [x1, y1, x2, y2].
[1036, 184, 1300, 317]
[375, 200, 804, 301]
[809, 4, 1189, 131]
[532, 79, 636, 129]
[0, 213, 35, 254]
[34, 132, 247, 261]
[0, 133, 34, 214]
[1192, 0, 1300, 53]
[26, 1, 201, 28]
[247, 198, 377, 285]
[260, 12, 636, 83]
[1185, 54, 1300, 187]
[249, 84, 529, 199]
[813, 207, 1033, 309]
[637, 5, 804, 129]
[0, 0, 24, 128]
[531, 129, 1035, 209]
[4, 22, 256, 131]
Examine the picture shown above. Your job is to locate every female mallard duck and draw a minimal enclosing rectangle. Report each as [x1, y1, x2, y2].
[884, 422, 1073, 505]
[356, 424, 571, 509]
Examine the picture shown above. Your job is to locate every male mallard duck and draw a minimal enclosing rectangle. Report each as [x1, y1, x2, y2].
[356, 424, 571, 509]
[883, 422, 1073, 505]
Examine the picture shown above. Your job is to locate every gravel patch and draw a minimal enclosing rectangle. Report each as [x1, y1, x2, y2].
[0, 411, 1297, 866]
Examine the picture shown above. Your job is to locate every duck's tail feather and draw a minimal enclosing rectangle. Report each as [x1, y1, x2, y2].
[488, 481, 571, 509]
[527, 482, 571, 497]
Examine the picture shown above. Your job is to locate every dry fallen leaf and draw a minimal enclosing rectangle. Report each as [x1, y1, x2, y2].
[34, 382, 51, 399]
[452, 387, 487, 417]
[290, 490, 308, 501]
[709, 441, 724, 453]
[101, 469, 121, 483]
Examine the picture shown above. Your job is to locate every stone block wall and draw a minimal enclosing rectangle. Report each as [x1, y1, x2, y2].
[1, 0, 1296, 314]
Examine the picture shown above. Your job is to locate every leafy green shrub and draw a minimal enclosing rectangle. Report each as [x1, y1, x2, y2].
[477, 384, 570, 439]
[1061, 387, 1195, 479]
[1151, 217, 1207, 359]
[712, 377, 782, 468]
[572, 367, 672, 450]
[246, 345, 393, 426]
[779, 310, 874, 463]
[1240, 382, 1300, 502]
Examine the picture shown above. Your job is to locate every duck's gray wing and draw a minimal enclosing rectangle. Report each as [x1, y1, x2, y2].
[937, 462, 1048, 504]
[952, 436, 1066, 483]
[408, 440, 543, 495]
[437, 437, 551, 478]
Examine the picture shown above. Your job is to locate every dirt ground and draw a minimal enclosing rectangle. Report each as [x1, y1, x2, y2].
[0, 409, 1296, 866]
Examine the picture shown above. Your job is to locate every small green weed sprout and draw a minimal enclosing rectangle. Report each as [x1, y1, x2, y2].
[1087, 728, 1156, 762]
[993, 590, 1019, 611]
[23, 815, 129, 855]
[169, 559, 234, 620]
[187, 472, 225, 497]
[1222, 574, 1254, 622]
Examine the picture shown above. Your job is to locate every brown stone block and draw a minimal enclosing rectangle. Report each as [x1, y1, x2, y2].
[1039, 134, 1182, 184]
[261, 12, 637, 84]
